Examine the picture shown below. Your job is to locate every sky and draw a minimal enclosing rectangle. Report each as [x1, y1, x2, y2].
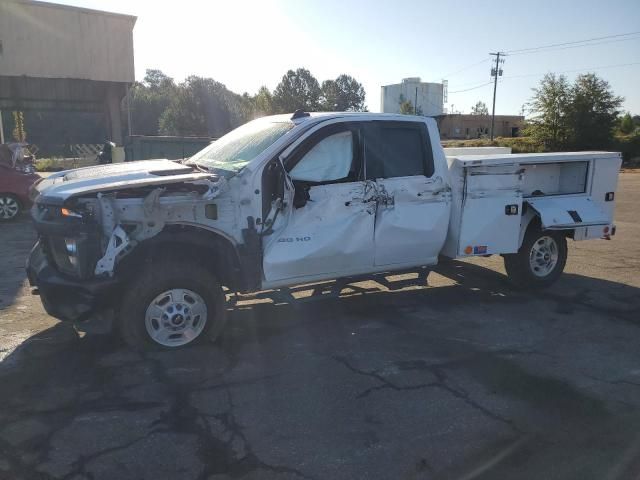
[57, 0, 640, 116]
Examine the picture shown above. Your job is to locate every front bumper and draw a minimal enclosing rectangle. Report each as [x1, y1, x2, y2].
[26, 240, 120, 326]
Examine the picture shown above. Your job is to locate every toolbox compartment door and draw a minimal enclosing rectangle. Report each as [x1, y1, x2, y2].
[456, 165, 524, 256]
[526, 197, 610, 229]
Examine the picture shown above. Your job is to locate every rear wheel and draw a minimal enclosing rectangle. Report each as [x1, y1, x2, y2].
[119, 260, 227, 350]
[0, 194, 21, 221]
[504, 226, 567, 289]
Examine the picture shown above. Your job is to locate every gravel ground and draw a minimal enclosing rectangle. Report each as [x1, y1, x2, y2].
[0, 172, 639, 480]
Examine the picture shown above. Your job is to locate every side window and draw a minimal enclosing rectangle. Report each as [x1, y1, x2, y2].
[365, 123, 433, 179]
[289, 131, 354, 183]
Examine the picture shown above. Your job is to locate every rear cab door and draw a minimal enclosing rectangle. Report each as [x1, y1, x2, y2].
[363, 119, 451, 267]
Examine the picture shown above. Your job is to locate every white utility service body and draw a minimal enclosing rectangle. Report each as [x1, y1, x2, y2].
[442, 151, 620, 259]
[28, 112, 622, 349]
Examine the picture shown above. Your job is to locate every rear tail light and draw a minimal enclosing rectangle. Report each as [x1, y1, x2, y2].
[605, 192, 615, 201]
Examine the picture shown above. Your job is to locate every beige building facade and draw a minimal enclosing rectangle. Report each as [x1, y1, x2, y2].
[437, 114, 524, 139]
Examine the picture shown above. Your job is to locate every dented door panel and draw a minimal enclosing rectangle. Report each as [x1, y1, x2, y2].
[373, 176, 450, 266]
[262, 182, 375, 283]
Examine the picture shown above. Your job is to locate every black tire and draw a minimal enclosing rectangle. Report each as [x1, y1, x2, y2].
[504, 226, 567, 289]
[0, 194, 22, 222]
[118, 260, 227, 350]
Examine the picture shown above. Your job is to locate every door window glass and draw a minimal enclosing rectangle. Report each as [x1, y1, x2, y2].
[289, 131, 353, 183]
[366, 125, 430, 179]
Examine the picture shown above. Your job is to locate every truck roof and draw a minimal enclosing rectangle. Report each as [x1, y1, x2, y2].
[263, 112, 432, 126]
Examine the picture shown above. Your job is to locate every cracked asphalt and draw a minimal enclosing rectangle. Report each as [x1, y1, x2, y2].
[0, 172, 639, 480]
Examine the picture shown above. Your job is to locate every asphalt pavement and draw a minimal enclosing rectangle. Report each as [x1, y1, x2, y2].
[0, 173, 639, 480]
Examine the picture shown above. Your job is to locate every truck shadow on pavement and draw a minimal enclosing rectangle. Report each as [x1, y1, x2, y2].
[0, 216, 35, 312]
[1, 261, 640, 479]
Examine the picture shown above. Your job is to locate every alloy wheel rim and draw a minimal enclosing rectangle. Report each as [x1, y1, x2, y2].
[144, 288, 208, 347]
[0, 196, 19, 220]
[529, 236, 559, 277]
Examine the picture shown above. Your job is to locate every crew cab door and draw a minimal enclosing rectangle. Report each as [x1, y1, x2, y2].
[262, 123, 376, 284]
[364, 121, 450, 267]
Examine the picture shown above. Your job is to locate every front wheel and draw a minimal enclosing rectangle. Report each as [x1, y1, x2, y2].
[504, 227, 568, 289]
[118, 260, 227, 350]
[0, 194, 21, 221]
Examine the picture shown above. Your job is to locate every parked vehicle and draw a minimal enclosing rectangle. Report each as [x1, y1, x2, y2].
[26, 112, 621, 349]
[0, 156, 40, 221]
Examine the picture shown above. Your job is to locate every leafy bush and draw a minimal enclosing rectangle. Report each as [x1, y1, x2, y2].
[614, 132, 640, 167]
[34, 158, 66, 172]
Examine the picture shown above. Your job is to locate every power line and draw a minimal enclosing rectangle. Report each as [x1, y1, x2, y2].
[508, 35, 640, 56]
[506, 30, 640, 55]
[448, 81, 493, 93]
[448, 61, 640, 92]
[439, 58, 490, 78]
[446, 33, 640, 87]
[448, 78, 493, 88]
[501, 61, 640, 79]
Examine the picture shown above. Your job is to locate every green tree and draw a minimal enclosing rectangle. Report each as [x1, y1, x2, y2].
[398, 94, 422, 115]
[12, 111, 26, 142]
[471, 101, 489, 115]
[159, 76, 249, 137]
[524, 74, 571, 150]
[273, 68, 321, 113]
[618, 113, 634, 134]
[526, 73, 623, 151]
[566, 73, 623, 150]
[399, 100, 414, 115]
[128, 69, 177, 135]
[320, 74, 366, 111]
[253, 86, 275, 116]
[143, 69, 174, 90]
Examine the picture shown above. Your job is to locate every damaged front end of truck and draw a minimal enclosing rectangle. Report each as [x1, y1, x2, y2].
[26, 159, 248, 333]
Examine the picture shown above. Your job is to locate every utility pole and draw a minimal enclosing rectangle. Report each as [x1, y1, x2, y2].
[489, 52, 505, 141]
[414, 86, 418, 115]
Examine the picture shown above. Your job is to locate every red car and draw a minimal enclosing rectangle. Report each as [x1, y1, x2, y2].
[0, 162, 41, 221]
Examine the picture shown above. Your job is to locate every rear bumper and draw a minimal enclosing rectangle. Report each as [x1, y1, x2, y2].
[26, 240, 119, 326]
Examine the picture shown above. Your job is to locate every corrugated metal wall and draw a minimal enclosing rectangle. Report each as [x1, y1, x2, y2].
[0, 0, 136, 83]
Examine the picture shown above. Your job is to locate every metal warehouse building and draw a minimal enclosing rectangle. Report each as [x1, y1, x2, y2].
[0, 0, 136, 145]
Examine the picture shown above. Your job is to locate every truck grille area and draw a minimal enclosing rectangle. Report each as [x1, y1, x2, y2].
[44, 234, 101, 279]
[32, 204, 103, 280]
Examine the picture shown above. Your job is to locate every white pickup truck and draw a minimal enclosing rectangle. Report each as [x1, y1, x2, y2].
[27, 112, 621, 350]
